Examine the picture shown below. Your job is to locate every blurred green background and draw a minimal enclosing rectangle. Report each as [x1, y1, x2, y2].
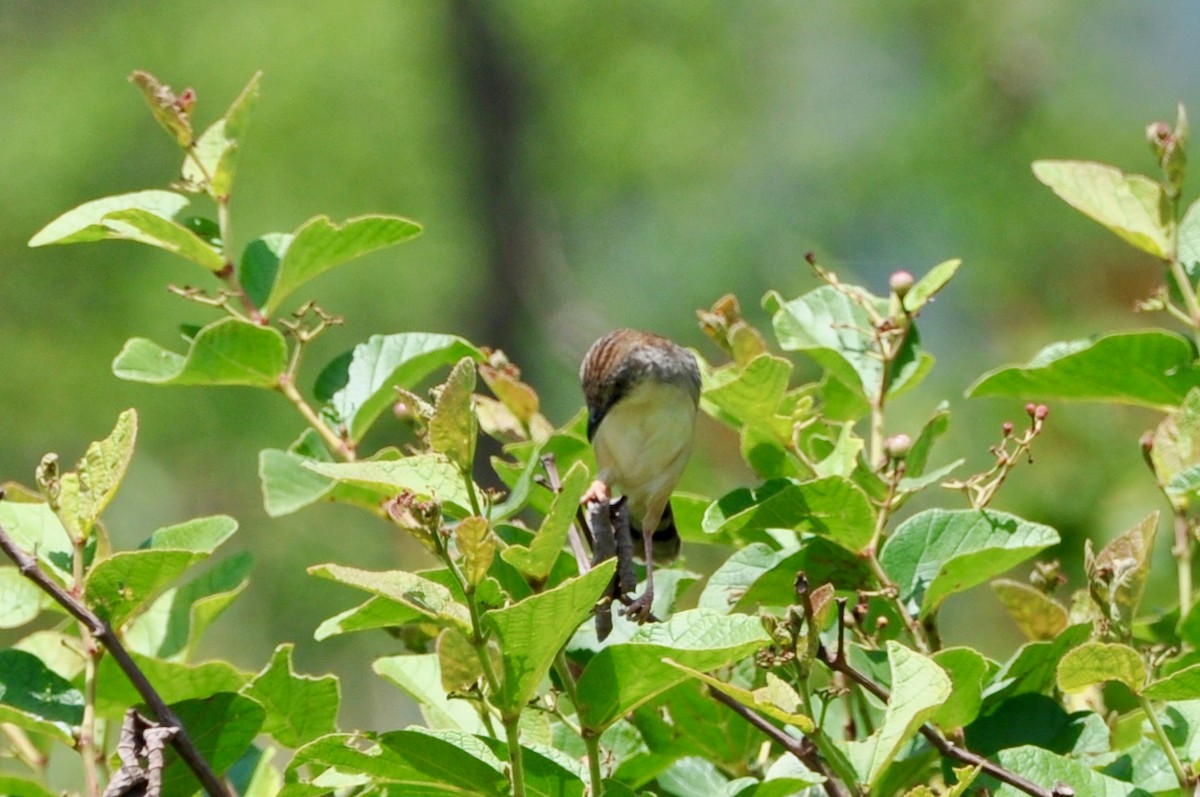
[2, 2, 1199, 730]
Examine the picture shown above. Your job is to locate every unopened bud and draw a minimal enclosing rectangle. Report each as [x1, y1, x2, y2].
[884, 434, 912, 460]
[1025, 402, 1037, 418]
[889, 270, 915, 298]
[1002, 421, 1014, 437]
[1034, 404, 1049, 421]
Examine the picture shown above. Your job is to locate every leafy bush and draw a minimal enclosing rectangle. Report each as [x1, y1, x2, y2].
[4, 74, 1200, 797]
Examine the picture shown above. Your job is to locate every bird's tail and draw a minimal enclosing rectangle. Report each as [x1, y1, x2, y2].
[630, 500, 682, 564]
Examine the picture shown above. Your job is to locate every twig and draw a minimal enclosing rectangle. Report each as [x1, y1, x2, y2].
[0, 524, 234, 797]
[816, 630, 1063, 797]
[709, 687, 852, 797]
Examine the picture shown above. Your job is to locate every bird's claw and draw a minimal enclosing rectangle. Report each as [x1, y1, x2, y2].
[581, 479, 610, 508]
[621, 588, 656, 624]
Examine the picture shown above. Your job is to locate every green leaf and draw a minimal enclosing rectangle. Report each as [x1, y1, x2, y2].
[314, 595, 422, 641]
[930, 647, 988, 731]
[309, 563, 472, 634]
[1032, 159, 1172, 258]
[906, 402, 950, 479]
[113, 317, 288, 387]
[373, 654, 487, 733]
[879, 509, 1059, 616]
[94, 652, 248, 715]
[576, 609, 770, 731]
[128, 70, 194, 146]
[903, 259, 961, 314]
[846, 642, 951, 787]
[57, 408, 138, 540]
[1142, 662, 1200, 700]
[303, 454, 473, 516]
[767, 286, 928, 400]
[86, 514, 237, 626]
[502, 461, 590, 580]
[287, 729, 507, 795]
[968, 331, 1200, 409]
[245, 215, 423, 314]
[698, 539, 870, 613]
[0, 567, 43, 628]
[315, 332, 484, 442]
[29, 190, 223, 270]
[1057, 641, 1146, 694]
[701, 354, 797, 443]
[0, 776, 56, 797]
[243, 644, 339, 748]
[430, 357, 478, 472]
[258, 448, 337, 517]
[0, 502, 73, 585]
[985, 624, 1092, 705]
[123, 552, 252, 659]
[991, 579, 1068, 641]
[485, 560, 616, 714]
[703, 477, 875, 552]
[995, 744, 1146, 797]
[159, 693, 265, 797]
[0, 649, 84, 746]
[182, 71, 261, 196]
[663, 660, 813, 731]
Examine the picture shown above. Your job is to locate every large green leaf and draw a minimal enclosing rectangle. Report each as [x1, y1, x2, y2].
[930, 647, 988, 732]
[0, 567, 44, 629]
[766, 285, 930, 400]
[123, 552, 252, 659]
[847, 642, 951, 788]
[1032, 160, 1172, 259]
[287, 729, 507, 795]
[241, 215, 422, 314]
[983, 624, 1091, 706]
[315, 596, 423, 641]
[28, 189, 225, 271]
[309, 563, 472, 634]
[968, 331, 1200, 410]
[698, 538, 870, 613]
[1143, 662, 1200, 699]
[314, 332, 484, 442]
[113, 317, 288, 387]
[575, 609, 770, 732]
[303, 454, 473, 516]
[879, 509, 1059, 616]
[159, 693, 265, 797]
[703, 477, 875, 552]
[991, 579, 1068, 641]
[995, 744, 1146, 797]
[373, 654, 487, 733]
[485, 561, 616, 715]
[243, 644, 339, 748]
[0, 649, 84, 746]
[86, 514, 237, 626]
[94, 652, 248, 715]
[1056, 642, 1146, 694]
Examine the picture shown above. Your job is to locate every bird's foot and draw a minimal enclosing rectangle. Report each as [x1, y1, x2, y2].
[582, 479, 610, 507]
[620, 587, 657, 624]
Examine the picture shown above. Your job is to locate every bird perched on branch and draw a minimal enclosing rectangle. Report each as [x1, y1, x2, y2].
[580, 329, 701, 622]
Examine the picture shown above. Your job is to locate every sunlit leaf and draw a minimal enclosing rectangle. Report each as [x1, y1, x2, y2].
[243, 644, 339, 748]
[969, 331, 1200, 409]
[113, 318, 287, 387]
[1033, 160, 1171, 259]
[703, 476, 875, 552]
[879, 509, 1059, 616]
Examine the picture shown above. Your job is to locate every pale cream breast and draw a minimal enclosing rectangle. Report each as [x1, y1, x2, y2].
[592, 378, 697, 526]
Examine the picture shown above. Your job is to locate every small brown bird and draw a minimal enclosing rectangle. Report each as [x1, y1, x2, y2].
[580, 329, 701, 622]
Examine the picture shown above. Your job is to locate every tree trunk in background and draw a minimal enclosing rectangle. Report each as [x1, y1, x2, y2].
[446, 2, 534, 360]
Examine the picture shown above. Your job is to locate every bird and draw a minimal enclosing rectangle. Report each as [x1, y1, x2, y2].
[579, 329, 701, 622]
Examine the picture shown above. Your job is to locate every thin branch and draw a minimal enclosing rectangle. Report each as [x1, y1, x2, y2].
[816, 640, 1063, 797]
[709, 687, 852, 797]
[0, 524, 234, 797]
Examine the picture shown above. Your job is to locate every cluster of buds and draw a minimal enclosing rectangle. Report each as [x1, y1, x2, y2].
[943, 402, 1051, 509]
